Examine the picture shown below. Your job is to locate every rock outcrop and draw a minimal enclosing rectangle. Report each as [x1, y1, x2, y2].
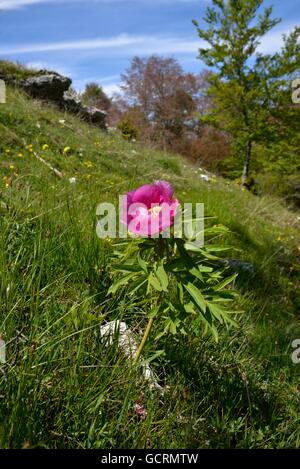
[18, 73, 71, 102]
[62, 95, 107, 128]
[12, 71, 107, 130]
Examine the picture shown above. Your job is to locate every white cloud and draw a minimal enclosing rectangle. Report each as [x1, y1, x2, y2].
[72, 74, 120, 91]
[1, 23, 296, 58]
[102, 83, 121, 97]
[0, 0, 200, 10]
[25, 60, 71, 76]
[0, 33, 202, 56]
[0, 0, 49, 9]
[257, 25, 299, 54]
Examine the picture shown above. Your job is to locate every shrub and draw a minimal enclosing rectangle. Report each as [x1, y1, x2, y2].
[117, 118, 138, 141]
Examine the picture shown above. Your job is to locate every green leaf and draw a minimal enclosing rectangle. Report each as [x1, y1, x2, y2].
[184, 301, 196, 314]
[166, 258, 186, 272]
[197, 265, 214, 272]
[148, 272, 163, 292]
[114, 264, 142, 273]
[204, 244, 232, 252]
[177, 282, 184, 303]
[184, 241, 203, 252]
[189, 266, 204, 281]
[144, 349, 165, 364]
[208, 303, 237, 326]
[204, 226, 230, 236]
[214, 273, 237, 290]
[107, 273, 135, 295]
[156, 264, 169, 292]
[184, 282, 206, 313]
[137, 253, 148, 273]
[128, 276, 148, 296]
[208, 302, 225, 323]
[148, 306, 160, 318]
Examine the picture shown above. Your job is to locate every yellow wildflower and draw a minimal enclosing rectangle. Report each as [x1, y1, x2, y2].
[63, 146, 71, 154]
[17, 152, 23, 158]
[82, 161, 93, 168]
[42, 144, 49, 150]
[3, 176, 12, 188]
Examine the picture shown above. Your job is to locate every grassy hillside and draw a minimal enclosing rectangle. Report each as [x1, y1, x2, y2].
[0, 86, 300, 448]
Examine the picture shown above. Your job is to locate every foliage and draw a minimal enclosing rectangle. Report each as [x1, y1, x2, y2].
[108, 229, 238, 344]
[0, 83, 300, 449]
[119, 55, 212, 151]
[117, 117, 138, 140]
[81, 82, 111, 112]
[0, 60, 44, 81]
[193, 0, 300, 184]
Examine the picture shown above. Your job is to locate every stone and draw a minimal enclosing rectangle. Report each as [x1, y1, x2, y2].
[99, 320, 163, 392]
[19, 73, 71, 102]
[62, 94, 107, 129]
[11, 70, 107, 129]
[222, 258, 255, 276]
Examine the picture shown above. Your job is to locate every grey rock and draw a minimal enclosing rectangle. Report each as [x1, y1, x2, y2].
[221, 258, 255, 276]
[62, 94, 82, 113]
[62, 94, 107, 129]
[19, 73, 71, 101]
[11, 70, 107, 129]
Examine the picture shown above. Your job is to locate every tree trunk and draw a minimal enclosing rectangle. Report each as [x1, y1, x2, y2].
[241, 140, 252, 188]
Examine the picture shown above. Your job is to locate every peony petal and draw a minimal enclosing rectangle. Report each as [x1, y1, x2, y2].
[155, 180, 174, 202]
[127, 205, 150, 235]
[159, 200, 180, 232]
[131, 184, 161, 208]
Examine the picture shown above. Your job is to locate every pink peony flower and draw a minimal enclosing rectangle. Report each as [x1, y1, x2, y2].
[121, 180, 179, 237]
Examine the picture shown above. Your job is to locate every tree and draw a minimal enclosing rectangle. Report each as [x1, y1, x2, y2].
[120, 55, 209, 149]
[193, 0, 300, 186]
[81, 83, 111, 112]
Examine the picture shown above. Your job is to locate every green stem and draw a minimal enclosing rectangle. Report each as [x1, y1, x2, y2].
[133, 316, 155, 364]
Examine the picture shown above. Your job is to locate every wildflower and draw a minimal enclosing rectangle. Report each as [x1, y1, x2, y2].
[69, 177, 76, 184]
[9, 165, 15, 170]
[59, 119, 65, 125]
[42, 144, 49, 150]
[121, 180, 179, 237]
[5, 149, 11, 154]
[3, 176, 12, 188]
[133, 403, 147, 420]
[82, 161, 93, 168]
[17, 152, 23, 158]
[63, 146, 71, 154]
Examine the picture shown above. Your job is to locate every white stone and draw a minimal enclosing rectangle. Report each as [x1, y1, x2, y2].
[99, 320, 163, 392]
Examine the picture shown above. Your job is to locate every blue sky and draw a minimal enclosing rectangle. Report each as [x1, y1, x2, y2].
[0, 0, 299, 95]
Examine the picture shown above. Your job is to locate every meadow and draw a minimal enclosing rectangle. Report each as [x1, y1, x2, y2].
[0, 86, 300, 448]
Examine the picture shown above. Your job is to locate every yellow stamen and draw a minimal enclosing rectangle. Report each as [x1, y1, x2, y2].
[148, 206, 161, 218]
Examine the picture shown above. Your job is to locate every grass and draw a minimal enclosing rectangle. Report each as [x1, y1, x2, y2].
[0, 85, 300, 448]
[0, 60, 45, 82]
